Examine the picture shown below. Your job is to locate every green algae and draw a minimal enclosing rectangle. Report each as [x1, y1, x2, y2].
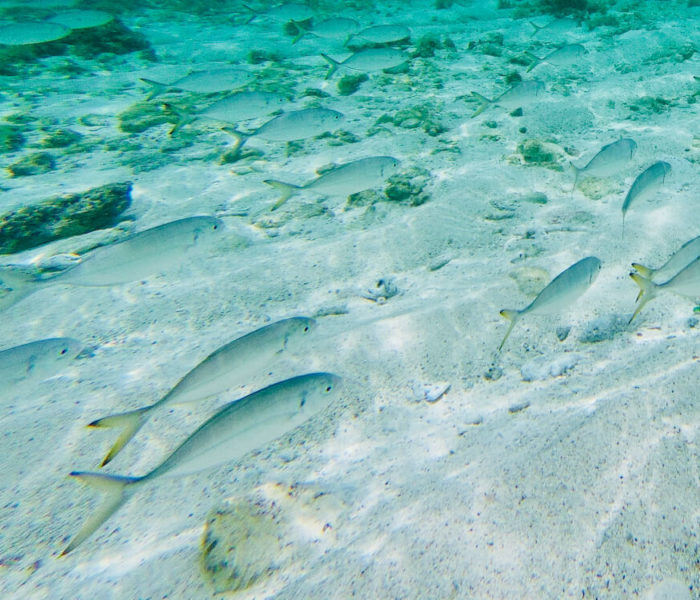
[40, 129, 83, 149]
[337, 73, 368, 96]
[0, 182, 132, 254]
[118, 102, 177, 134]
[0, 125, 25, 153]
[7, 152, 55, 177]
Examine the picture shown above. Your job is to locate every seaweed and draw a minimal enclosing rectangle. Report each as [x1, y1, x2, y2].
[0, 182, 132, 254]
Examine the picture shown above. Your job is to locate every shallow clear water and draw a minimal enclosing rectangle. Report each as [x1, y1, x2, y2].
[0, 1, 698, 598]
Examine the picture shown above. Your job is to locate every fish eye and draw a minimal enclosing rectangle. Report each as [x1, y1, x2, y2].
[303, 325, 309, 332]
[300, 397, 306, 407]
[60, 348, 68, 355]
[325, 385, 332, 392]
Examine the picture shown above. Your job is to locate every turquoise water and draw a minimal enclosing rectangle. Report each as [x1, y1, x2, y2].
[0, 1, 698, 598]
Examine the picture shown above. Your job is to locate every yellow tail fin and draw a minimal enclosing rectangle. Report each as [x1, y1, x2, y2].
[88, 406, 151, 467]
[264, 179, 301, 210]
[498, 309, 520, 352]
[60, 471, 141, 556]
[628, 272, 657, 324]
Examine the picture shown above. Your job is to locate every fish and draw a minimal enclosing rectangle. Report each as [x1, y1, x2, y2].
[321, 48, 408, 79]
[224, 107, 344, 153]
[0, 217, 223, 309]
[632, 235, 700, 284]
[140, 68, 254, 100]
[0, 268, 39, 311]
[264, 156, 401, 209]
[89, 316, 317, 467]
[621, 161, 672, 231]
[526, 43, 586, 72]
[291, 17, 359, 44]
[60, 372, 342, 556]
[199, 91, 288, 124]
[349, 24, 411, 45]
[50, 216, 223, 286]
[499, 256, 602, 351]
[629, 256, 700, 323]
[529, 17, 580, 38]
[245, 2, 314, 24]
[570, 138, 637, 189]
[0, 22, 71, 46]
[0, 338, 82, 388]
[470, 80, 545, 117]
[48, 9, 113, 30]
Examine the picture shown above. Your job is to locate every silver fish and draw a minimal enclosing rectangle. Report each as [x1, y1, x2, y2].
[0, 268, 38, 311]
[629, 256, 700, 323]
[321, 48, 408, 78]
[140, 68, 254, 99]
[292, 17, 359, 44]
[571, 138, 637, 188]
[0, 217, 222, 310]
[53, 216, 223, 286]
[526, 43, 586, 72]
[622, 161, 672, 230]
[632, 235, 700, 284]
[226, 107, 343, 153]
[60, 372, 342, 555]
[199, 91, 288, 123]
[0, 338, 82, 388]
[529, 17, 580, 38]
[350, 24, 411, 45]
[89, 316, 317, 467]
[264, 156, 401, 209]
[470, 80, 545, 117]
[499, 256, 602, 350]
[246, 2, 314, 23]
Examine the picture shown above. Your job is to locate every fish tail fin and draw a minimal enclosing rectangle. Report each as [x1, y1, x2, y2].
[221, 126, 249, 154]
[60, 471, 141, 556]
[498, 309, 520, 352]
[139, 77, 167, 101]
[524, 51, 539, 73]
[264, 179, 301, 210]
[569, 162, 580, 195]
[0, 268, 39, 310]
[88, 407, 151, 467]
[290, 19, 308, 44]
[628, 273, 657, 324]
[470, 92, 492, 118]
[321, 53, 339, 79]
[528, 21, 544, 37]
[161, 103, 194, 135]
[242, 4, 258, 24]
[630, 262, 653, 281]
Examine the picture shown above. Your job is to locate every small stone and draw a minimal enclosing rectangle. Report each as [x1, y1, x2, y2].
[556, 326, 571, 341]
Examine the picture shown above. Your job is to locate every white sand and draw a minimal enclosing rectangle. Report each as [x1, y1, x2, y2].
[0, 1, 698, 598]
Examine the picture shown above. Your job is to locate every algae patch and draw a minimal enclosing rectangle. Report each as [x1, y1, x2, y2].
[0, 182, 132, 253]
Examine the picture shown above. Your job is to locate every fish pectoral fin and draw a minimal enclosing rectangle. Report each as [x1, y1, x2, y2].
[88, 406, 151, 467]
[60, 472, 140, 556]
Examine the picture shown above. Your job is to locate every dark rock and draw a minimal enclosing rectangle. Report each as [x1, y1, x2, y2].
[0, 182, 132, 254]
